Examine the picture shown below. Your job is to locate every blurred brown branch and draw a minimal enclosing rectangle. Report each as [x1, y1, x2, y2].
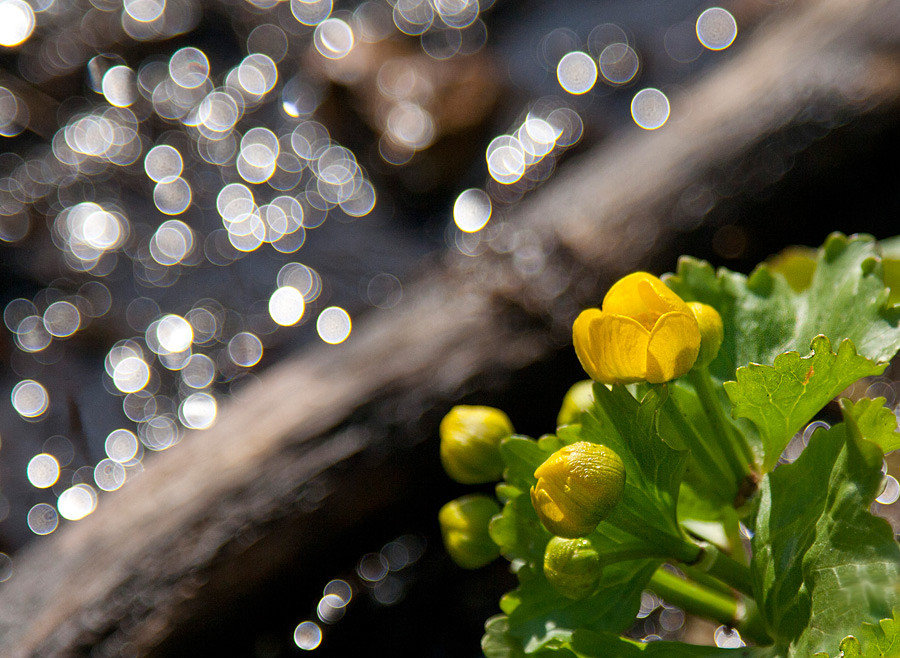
[0, 0, 898, 654]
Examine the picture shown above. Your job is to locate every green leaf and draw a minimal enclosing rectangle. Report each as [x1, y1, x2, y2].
[852, 607, 900, 657]
[751, 402, 900, 655]
[724, 336, 885, 470]
[490, 487, 552, 564]
[500, 436, 555, 492]
[566, 629, 773, 656]
[497, 560, 658, 654]
[665, 233, 900, 383]
[840, 397, 900, 455]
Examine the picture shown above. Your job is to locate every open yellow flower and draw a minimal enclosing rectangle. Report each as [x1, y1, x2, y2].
[573, 272, 701, 385]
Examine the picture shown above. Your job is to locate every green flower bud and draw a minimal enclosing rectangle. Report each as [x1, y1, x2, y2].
[530, 441, 625, 538]
[438, 494, 501, 569]
[687, 302, 723, 369]
[556, 380, 594, 427]
[440, 405, 513, 484]
[543, 536, 603, 599]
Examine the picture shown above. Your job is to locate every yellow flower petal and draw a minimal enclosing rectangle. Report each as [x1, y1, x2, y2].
[587, 312, 650, 384]
[602, 272, 688, 330]
[573, 308, 604, 381]
[645, 311, 701, 383]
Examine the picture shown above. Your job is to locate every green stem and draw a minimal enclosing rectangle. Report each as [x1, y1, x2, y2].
[660, 392, 736, 493]
[688, 367, 755, 475]
[648, 567, 737, 626]
[647, 567, 770, 646]
[679, 563, 736, 598]
[687, 543, 754, 598]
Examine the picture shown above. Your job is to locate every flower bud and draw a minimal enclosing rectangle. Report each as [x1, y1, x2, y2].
[543, 536, 603, 599]
[556, 380, 594, 427]
[438, 494, 501, 569]
[687, 302, 723, 368]
[440, 405, 513, 484]
[530, 441, 625, 538]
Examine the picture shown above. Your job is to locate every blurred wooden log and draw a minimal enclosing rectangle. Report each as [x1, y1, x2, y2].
[1, 0, 899, 654]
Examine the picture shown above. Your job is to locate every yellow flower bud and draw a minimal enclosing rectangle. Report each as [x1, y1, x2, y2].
[543, 536, 603, 599]
[687, 302, 723, 368]
[530, 441, 625, 538]
[438, 494, 501, 569]
[440, 405, 513, 484]
[573, 272, 701, 385]
[556, 380, 594, 427]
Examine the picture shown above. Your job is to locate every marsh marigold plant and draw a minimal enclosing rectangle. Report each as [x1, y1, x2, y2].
[438, 234, 900, 657]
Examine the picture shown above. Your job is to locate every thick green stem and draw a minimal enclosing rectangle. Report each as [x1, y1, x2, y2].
[688, 367, 755, 475]
[648, 567, 737, 625]
[648, 567, 770, 646]
[647, 567, 770, 646]
[660, 393, 736, 493]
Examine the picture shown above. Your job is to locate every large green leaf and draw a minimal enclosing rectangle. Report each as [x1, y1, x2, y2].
[724, 336, 885, 470]
[665, 233, 900, 384]
[493, 560, 658, 655]
[484, 624, 774, 657]
[751, 400, 900, 656]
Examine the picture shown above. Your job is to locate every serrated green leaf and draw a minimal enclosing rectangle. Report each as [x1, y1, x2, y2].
[853, 607, 900, 657]
[751, 403, 900, 655]
[840, 397, 900, 455]
[724, 336, 885, 470]
[665, 233, 900, 383]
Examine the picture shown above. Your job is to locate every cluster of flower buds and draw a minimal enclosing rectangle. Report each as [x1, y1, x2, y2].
[437, 271, 724, 584]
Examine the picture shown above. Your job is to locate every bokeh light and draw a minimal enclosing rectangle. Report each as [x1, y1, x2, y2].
[11, 380, 49, 418]
[696, 7, 738, 51]
[0, 0, 35, 47]
[316, 307, 351, 344]
[57, 484, 98, 521]
[630, 88, 670, 130]
[453, 188, 492, 233]
[293, 621, 323, 650]
[26, 454, 60, 488]
[556, 51, 597, 95]
[269, 286, 306, 327]
[27, 503, 59, 535]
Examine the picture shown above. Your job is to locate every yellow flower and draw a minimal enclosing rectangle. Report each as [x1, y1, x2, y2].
[530, 441, 625, 538]
[573, 272, 701, 384]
